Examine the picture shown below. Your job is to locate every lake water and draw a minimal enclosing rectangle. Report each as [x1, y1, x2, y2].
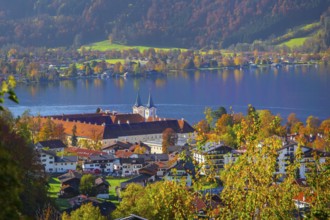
[5, 64, 330, 125]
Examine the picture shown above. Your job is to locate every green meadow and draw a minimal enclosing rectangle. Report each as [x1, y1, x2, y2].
[81, 40, 186, 52]
[279, 37, 308, 48]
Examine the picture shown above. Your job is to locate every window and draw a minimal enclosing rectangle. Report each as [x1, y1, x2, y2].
[71, 163, 73, 165]
[49, 162, 53, 164]
[42, 155, 46, 157]
[65, 163, 67, 165]
[42, 159, 46, 162]
[49, 157, 53, 159]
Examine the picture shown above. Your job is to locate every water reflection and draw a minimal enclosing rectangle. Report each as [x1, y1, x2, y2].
[233, 69, 243, 85]
[114, 78, 125, 89]
[60, 80, 77, 90]
[7, 64, 330, 123]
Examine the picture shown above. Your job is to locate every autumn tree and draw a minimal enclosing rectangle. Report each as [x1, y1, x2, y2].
[305, 115, 321, 135]
[218, 132, 300, 219]
[0, 117, 49, 218]
[71, 125, 78, 146]
[305, 154, 330, 219]
[112, 181, 195, 219]
[162, 128, 178, 153]
[0, 75, 18, 111]
[287, 113, 301, 133]
[80, 174, 97, 196]
[62, 203, 105, 220]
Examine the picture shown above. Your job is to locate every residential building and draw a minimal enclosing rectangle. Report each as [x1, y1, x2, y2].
[276, 142, 330, 179]
[38, 149, 78, 173]
[164, 159, 195, 187]
[58, 170, 82, 198]
[113, 158, 145, 176]
[82, 154, 115, 174]
[35, 139, 67, 152]
[193, 142, 237, 175]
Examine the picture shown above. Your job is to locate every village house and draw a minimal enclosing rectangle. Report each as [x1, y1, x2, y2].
[144, 135, 193, 154]
[94, 177, 110, 196]
[120, 163, 159, 189]
[38, 149, 78, 173]
[113, 158, 145, 177]
[193, 142, 238, 176]
[101, 141, 133, 154]
[35, 139, 67, 152]
[276, 142, 330, 179]
[82, 154, 115, 174]
[164, 159, 195, 187]
[58, 170, 82, 198]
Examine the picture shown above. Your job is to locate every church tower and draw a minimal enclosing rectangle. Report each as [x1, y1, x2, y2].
[145, 93, 157, 120]
[132, 92, 145, 117]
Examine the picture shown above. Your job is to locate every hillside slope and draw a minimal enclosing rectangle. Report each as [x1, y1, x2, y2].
[0, 0, 329, 49]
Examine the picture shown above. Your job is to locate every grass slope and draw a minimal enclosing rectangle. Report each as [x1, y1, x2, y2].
[279, 37, 308, 48]
[81, 40, 186, 52]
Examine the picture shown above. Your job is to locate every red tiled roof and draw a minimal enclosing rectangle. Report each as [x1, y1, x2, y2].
[293, 191, 314, 204]
[66, 147, 107, 157]
[115, 150, 133, 158]
[110, 114, 145, 124]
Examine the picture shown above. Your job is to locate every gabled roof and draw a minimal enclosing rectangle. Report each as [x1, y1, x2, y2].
[66, 147, 107, 158]
[95, 177, 110, 186]
[89, 154, 115, 162]
[137, 154, 169, 162]
[110, 114, 145, 124]
[115, 150, 134, 158]
[103, 120, 194, 139]
[37, 139, 67, 149]
[102, 141, 133, 150]
[58, 170, 82, 183]
[55, 156, 78, 163]
[120, 158, 145, 165]
[139, 163, 159, 176]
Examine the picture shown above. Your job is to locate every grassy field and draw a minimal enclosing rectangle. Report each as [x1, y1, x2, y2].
[48, 177, 71, 211]
[81, 40, 186, 52]
[279, 37, 308, 48]
[106, 177, 130, 205]
[48, 177, 61, 198]
[48, 176, 131, 209]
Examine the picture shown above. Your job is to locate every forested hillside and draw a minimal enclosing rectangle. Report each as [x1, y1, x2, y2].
[0, 0, 329, 49]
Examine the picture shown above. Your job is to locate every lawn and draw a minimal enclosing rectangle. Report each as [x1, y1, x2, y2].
[81, 40, 186, 52]
[48, 177, 61, 198]
[106, 177, 131, 205]
[48, 177, 71, 211]
[48, 176, 130, 208]
[279, 37, 308, 48]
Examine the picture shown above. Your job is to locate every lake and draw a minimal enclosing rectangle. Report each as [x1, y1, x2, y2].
[5, 64, 330, 125]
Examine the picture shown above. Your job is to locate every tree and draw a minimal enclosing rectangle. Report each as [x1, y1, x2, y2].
[62, 203, 105, 220]
[0, 75, 18, 111]
[219, 136, 300, 219]
[80, 174, 96, 196]
[211, 106, 227, 121]
[305, 154, 330, 219]
[71, 125, 78, 147]
[53, 123, 66, 142]
[287, 113, 300, 133]
[305, 115, 321, 135]
[162, 128, 178, 153]
[0, 117, 49, 218]
[112, 181, 195, 219]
